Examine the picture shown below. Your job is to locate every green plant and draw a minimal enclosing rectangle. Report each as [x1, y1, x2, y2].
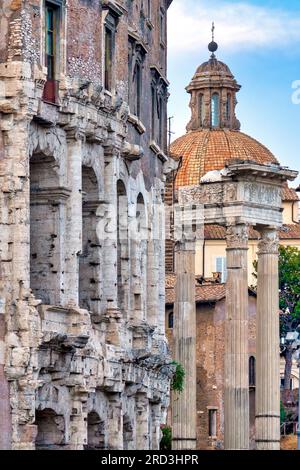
[171, 361, 185, 393]
[160, 426, 172, 450]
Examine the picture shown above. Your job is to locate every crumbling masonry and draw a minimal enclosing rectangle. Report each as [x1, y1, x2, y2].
[0, 0, 173, 450]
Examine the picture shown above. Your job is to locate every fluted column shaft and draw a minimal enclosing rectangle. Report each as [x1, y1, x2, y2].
[172, 241, 197, 450]
[256, 228, 280, 450]
[224, 224, 249, 450]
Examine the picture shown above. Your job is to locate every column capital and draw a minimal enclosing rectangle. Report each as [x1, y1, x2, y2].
[226, 224, 249, 250]
[257, 227, 279, 255]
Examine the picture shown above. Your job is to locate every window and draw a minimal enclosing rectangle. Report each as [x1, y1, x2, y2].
[105, 26, 113, 91]
[46, 4, 56, 80]
[208, 409, 217, 438]
[226, 94, 231, 122]
[199, 93, 205, 126]
[168, 312, 174, 329]
[159, 97, 164, 147]
[211, 93, 220, 127]
[215, 257, 227, 283]
[249, 356, 256, 387]
[147, 0, 151, 20]
[151, 86, 156, 140]
[44, 1, 61, 103]
[160, 9, 166, 43]
[134, 62, 142, 118]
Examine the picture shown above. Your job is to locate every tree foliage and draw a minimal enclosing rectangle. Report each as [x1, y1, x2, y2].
[278, 246, 300, 335]
[253, 245, 300, 334]
[160, 426, 172, 450]
[171, 361, 185, 393]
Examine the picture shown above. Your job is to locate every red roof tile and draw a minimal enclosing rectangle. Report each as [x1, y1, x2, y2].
[170, 129, 279, 188]
[204, 224, 300, 240]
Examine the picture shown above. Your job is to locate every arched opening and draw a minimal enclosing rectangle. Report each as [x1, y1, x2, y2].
[79, 166, 101, 314]
[249, 356, 256, 387]
[30, 153, 64, 305]
[226, 93, 231, 123]
[198, 93, 205, 126]
[211, 93, 220, 127]
[85, 411, 106, 450]
[35, 408, 65, 450]
[123, 414, 134, 450]
[117, 180, 128, 314]
[134, 194, 147, 321]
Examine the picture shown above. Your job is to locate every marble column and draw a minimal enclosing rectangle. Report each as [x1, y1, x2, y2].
[255, 227, 280, 450]
[224, 224, 249, 450]
[172, 240, 197, 450]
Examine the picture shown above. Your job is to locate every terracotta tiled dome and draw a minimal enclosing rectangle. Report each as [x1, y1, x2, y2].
[170, 129, 279, 188]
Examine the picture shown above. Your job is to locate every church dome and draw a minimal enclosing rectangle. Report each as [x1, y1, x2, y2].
[195, 58, 234, 77]
[173, 26, 280, 188]
[171, 129, 279, 188]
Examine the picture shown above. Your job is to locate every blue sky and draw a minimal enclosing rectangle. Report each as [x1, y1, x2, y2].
[167, 0, 300, 185]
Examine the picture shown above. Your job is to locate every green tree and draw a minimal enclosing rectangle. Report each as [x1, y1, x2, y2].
[278, 246, 300, 404]
[253, 246, 300, 404]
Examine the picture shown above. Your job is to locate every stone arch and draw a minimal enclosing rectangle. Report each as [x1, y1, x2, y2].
[85, 411, 106, 450]
[117, 179, 129, 315]
[35, 408, 65, 450]
[82, 143, 104, 198]
[29, 123, 67, 184]
[79, 165, 102, 314]
[30, 150, 67, 305]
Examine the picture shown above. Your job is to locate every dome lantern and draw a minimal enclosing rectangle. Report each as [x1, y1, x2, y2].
[186, 23, 241, 132]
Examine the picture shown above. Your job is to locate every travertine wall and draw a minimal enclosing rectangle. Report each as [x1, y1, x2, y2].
[0, 0, 173, 450]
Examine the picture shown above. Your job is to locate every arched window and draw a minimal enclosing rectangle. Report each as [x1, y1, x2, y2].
[168, 311, 174, 329]
[249, 356, 256, 387]
[226, 93, 231, 122]
[211, 93, 220, 127]
[199, 93, 205, 126]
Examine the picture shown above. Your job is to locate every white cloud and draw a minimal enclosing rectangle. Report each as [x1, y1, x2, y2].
[168, 0, 300, 55]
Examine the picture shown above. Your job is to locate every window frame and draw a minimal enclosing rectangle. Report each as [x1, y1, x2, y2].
[168, 311, 174, 329]
[160, 8, 166, 44]
[211, 92, 220, 128]
[104, 12, 117, 92]
[208, 409, 218, 438]
[215, 256, 227, 283]
[45, 0, 61, 81]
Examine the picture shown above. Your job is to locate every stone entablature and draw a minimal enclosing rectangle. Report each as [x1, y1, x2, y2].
[178, 162, 297, 229]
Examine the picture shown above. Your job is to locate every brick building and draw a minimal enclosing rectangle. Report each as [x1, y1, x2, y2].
[0, 0, 173, 450]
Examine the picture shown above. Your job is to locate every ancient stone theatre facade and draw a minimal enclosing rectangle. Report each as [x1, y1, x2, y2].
[0, 0, 173, 450]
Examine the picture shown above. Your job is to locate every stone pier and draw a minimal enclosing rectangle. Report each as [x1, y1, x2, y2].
[256, 228, 280, 450]
[172, 240, 197, 450]
[224, 224, 250, 450]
